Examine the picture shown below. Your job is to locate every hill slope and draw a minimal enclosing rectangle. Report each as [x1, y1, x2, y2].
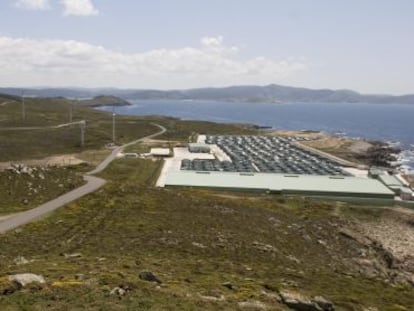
[1, 85, 414, 104]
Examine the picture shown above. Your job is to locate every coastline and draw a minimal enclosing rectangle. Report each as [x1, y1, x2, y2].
[95, 102, 414, 176]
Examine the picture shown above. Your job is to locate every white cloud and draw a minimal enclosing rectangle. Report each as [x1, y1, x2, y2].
[61, 0, 98, 16]
[0, 35, 306, 88]
[14, 0, 50, 10]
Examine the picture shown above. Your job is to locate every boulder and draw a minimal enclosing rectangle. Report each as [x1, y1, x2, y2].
[8, 273, 46, 287]
[238, 300, 267, 310]
[279, 290, 334, 311]
[222, 281, 234, 290]
[63, 253, 82, 259]
[312, 296, 335, 311]
[139, 272, 161, 284]
[110, 285, 129, 297]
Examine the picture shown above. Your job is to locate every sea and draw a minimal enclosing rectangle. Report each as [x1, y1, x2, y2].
[98, 100, 414, 174]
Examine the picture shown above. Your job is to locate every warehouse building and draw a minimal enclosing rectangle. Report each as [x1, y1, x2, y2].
[165, 171, 395, 199]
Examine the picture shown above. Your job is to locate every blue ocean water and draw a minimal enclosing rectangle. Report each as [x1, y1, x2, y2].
[99, 100, 414, 173]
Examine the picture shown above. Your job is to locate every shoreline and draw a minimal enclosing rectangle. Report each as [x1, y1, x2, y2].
[95, 105, 414, 175]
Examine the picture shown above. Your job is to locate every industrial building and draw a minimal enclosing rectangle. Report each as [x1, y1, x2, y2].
[187, 135, 349, 175]
[165, 171, 395, 199]
[150, 148, 171, 157]
[158, 135, 412, 200]
[188, 143, 211, 153]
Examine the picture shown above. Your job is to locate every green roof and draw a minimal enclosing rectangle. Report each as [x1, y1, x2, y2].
[379, 175, 403, 187]
[165, 171, 394, 198]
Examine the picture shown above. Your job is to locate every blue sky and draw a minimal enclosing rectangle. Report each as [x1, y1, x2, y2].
[0, 0, 413, 94]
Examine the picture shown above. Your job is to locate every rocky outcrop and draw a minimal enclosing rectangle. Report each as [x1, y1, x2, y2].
[279, 290, 334, 311]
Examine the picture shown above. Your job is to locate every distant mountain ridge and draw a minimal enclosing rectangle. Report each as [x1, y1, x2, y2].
[0, 84, 413, 104]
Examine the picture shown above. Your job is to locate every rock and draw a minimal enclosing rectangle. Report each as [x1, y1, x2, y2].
[339, 228, 371, 246]
[21, 166, 33, 175]
[74, 274, 85, 280]
[139, 272, 161, 284]
[199, 294, 225, 302]
[312, 296, 335, 311]
[13, 256, 29, 265]
[252, 241, 276, 253]
[22, 198, 29, 205]
[279, 291, 335, 311]
[64, 253, 82, 259]
[110, 286, 127, 297]
[287, 255, 301, 264]
[222, 281, 234, 290]
[261, 290, 280, 301]
[238, 300, 267, 310]
[317, 240, 327, 246]
[8, 273, 46, 287]
[191, 242, 206, 249]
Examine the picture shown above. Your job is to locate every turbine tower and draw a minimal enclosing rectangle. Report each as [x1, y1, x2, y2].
[112, 108, 116, 143]
[21, 90, 26, 121]
[80, 120, 86, 147]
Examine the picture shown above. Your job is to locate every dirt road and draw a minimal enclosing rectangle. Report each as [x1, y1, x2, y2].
[0, 123, 166, 233]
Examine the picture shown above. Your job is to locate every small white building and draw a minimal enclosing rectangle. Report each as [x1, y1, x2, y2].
[188, 143, 210, 153]
[150, 148, 171, 157]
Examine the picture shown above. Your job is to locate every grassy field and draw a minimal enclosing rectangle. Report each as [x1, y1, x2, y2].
[0, 158, 413, 310]
[154, 118, 258, 142]
[0, 166, 85, 215]
[0, 96, 257, 162]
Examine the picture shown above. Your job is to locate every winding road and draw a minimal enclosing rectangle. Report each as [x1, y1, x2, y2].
[0, 123, 166, 233]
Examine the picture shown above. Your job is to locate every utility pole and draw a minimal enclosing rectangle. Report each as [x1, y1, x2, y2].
[69, 102, 73, 123]
[112, 110, 116, 143]
[21, 90, 26, 121]
[80, 120, 86, 147]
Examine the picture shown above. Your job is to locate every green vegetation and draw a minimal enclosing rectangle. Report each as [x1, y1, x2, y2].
[0, 96, 255, 162]
[0, 158, 413, 310]
[154, 118, 258, 141]
[0, 167, 85, 215]
[0, 96, 151, 161]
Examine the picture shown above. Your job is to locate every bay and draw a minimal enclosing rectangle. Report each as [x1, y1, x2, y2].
[98, 100, 414, 173]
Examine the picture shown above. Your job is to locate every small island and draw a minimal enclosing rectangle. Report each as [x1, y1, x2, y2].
[78, 95, 131, 108]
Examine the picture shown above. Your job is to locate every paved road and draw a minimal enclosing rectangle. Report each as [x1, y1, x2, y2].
[0, 123, 166, 233]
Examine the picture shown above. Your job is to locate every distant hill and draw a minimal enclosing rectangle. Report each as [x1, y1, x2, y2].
[1, 84, 413, 104]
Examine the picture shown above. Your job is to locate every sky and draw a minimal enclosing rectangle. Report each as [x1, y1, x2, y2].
[0, 0, 413, 94]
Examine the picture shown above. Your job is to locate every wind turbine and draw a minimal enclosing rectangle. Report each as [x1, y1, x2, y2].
[21, 90, 26, 121]
[80, 120, 86, 147]
[69, 101, 73, 123]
